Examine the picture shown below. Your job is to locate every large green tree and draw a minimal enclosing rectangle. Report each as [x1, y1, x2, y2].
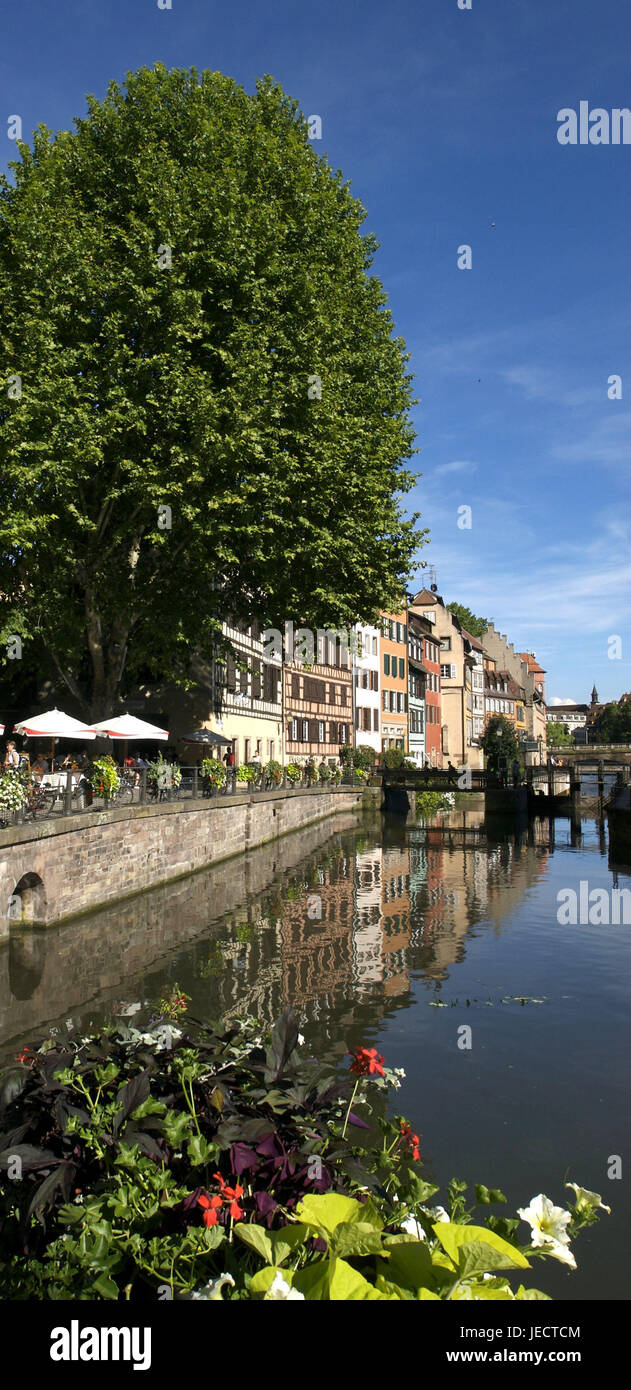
[0, 65, 424, 718]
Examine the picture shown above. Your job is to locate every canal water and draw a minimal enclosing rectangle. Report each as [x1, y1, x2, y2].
[1, 802, 629, 1301]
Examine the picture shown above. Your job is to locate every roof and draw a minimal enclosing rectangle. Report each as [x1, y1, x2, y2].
[518, 652, 546, 674]
[461, 628, 485, 651]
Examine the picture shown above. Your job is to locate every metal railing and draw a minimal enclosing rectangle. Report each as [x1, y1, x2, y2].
[0, 764, 368, 831]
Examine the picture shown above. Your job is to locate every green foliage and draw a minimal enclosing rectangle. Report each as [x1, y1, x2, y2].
[346, 744, 377, 771]
[481, 716, 520, 775]
[200, 758, 226, 789]
[415, 791, 453, 818]
[383, 747, 405, 769]
[91, 755, 120, 801]
[285, 762, 303, 784]
[0, 1011, 605, 1301]
[146, 754, 182, 788]
[447, 603, 490, 639]
[546, 720, 574, 746]
[0, 64, 425, 718]
[235, 763, 255, 783]
[264, 760, 282, 785]
[592, 699, 631, 744]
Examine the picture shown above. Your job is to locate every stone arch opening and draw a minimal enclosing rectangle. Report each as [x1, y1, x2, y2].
[9, 872, 47, 926]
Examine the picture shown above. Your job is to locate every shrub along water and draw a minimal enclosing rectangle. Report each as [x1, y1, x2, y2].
[0, 1004, 607, 1301]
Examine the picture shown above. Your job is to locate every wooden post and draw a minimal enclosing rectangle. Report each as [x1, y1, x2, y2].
[597, 760, 605, 801]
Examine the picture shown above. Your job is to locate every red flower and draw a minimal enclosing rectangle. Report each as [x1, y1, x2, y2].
[212, 1173, 245, 1221]
[400, 1122, 421, 1162]
[16, 1048, 34, 1066]
[197, 1193, 223, 1227]
[348, 1045, 386, 1078]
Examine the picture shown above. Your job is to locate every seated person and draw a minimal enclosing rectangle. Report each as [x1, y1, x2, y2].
[31, 753, 49, 782]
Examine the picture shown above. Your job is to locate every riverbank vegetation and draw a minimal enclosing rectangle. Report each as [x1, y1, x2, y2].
[0, 1002, 606, 1301]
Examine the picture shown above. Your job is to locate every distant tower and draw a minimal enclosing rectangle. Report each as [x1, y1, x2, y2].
[591, 683, 599, 706]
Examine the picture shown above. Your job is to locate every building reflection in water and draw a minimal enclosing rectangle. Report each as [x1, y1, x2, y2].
[1, 807, 570, 1057]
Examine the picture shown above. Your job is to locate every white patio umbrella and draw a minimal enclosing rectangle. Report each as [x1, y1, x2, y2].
[13, 708, 96, 765]
[90, 713, 169, 762]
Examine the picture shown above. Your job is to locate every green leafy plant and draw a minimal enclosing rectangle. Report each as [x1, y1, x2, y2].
[235, 764, 255, 784]
[0, 1013, 606, 1302]
[264, 760, 282, 786]
[285, 763, 303, 785]
[383, 748, 405, 770]
[91, 755, 120, 801]
[200, 758, 226, 789]
[318, 763, 332, 782]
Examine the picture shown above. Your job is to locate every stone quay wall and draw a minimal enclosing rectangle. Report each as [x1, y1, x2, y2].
[0, 789, 364, 936]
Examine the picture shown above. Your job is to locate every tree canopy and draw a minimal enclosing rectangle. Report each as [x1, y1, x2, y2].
[447, 603, 489, 639]
[546, 719, 574, 746]
[481, 715, 519, 772]
[0, 65, 424, 718]
[592, 699, 631, 744]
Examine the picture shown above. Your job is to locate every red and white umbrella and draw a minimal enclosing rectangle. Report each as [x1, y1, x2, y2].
[90, 713, 169, 762]
[13, 708, 96, 763]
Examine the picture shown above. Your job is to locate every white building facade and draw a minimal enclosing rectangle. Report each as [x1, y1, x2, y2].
[353, 624, 381, 753]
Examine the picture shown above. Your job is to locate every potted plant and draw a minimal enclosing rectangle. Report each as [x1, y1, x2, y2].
[285, 762, 303, 786]
[92, 755, 120, 803]
[0, 768, 28, 816]
[200, 758, 227, 794]
[235, 764, 256, 785]
[264, 759, 283, 787]
[304, 761, 319, 786]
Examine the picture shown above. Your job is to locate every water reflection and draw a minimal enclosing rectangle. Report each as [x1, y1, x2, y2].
[1, 806, 576, 1052]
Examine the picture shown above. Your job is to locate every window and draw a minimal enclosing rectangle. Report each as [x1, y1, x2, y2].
[290, 719, 299, 742]
[372, 636, 377, 655]
[355, 708, 361, 731]
[388, 620, 394, 640]
[396, 622, 402, 643]
[362, 707, 371, 732]
[291, 673, 300, 698]
[318, 721, 325, 743]
[441, 663, 457, 679]
[384, 653, 390, 676]
[397, 692, 403, 713]
[373, 709, 379, 731]
[399, 657, 405, 680]
[302, 719, 309, 742]
[441, 637, 452, 652]
[245, 739, 251, 762]
[390, 691, 396, 712]
[383, 690, 388, 710]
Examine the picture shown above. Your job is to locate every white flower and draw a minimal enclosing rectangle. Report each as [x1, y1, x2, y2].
[544, 1240, 577, 1269]
[180, 1273, 235, 1301]
[265, 1272, 305, 1301]
[565, 1182, 611, 1215]
[298, 1034, 305, 1046]
[423, 1204, 450, 1223]
[517, 1194, 572, 1250]
[394, 1067, 406, 1079]
[400, 1216, 427, 1241]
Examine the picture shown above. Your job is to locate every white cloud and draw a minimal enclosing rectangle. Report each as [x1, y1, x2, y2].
[548, 697, 577, 707]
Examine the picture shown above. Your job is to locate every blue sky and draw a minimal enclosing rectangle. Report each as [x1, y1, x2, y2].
[2, 0, 630, 703]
